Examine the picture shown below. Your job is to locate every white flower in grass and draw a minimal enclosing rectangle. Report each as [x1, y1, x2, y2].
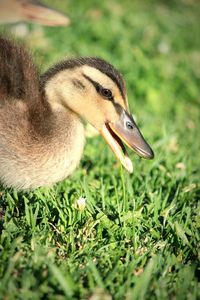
[73, 197, 86, 211]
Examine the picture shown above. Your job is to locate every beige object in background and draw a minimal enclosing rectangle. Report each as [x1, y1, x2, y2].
[0, 0, 70, 26]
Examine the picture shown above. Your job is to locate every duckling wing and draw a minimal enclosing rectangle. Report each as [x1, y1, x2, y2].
[0, 36, 41, 105]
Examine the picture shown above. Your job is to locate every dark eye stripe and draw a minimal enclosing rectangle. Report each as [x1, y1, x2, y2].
[83, 74, 101, 92]
[83, 74, 113, 100]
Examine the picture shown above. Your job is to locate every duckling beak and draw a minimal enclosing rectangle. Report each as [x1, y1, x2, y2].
[21, 1, 70, 26]
[100, 109, 154, 173]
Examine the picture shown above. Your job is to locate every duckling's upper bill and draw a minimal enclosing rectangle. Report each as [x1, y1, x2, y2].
[101, 109, 154, 173]
[100, 98, 154, 173]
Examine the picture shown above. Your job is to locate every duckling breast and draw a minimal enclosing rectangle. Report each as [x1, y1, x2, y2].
[0, 102, 85, 189]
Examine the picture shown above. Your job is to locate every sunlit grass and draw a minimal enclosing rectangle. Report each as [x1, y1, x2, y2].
[0, 0, 199, 299]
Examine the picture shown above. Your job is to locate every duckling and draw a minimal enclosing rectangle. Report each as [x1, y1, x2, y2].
[0, 37, 154, 189]
[0, 0, 69, 26]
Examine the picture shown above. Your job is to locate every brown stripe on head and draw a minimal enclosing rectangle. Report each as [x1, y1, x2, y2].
[82, 58, 126, 101]
[41, 57, 126, 101]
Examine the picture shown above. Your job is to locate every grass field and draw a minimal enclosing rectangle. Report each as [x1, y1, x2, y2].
[0, 0, 200, 299]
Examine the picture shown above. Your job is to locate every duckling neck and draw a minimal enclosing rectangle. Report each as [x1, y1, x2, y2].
[1, 98, 85, 189]
[35, 99, 85, 186]
[24, 66, 86, 188]
[32, 73, 86, 187]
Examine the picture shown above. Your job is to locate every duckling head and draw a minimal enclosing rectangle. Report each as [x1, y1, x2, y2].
[42, 57, 154, 172]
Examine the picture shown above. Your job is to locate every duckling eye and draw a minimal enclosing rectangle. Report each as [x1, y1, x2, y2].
[101, 88, 113, 100]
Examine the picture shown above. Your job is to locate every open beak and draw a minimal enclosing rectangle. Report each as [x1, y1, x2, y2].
[21, 1, 70, 26]
[100, 109, 154, 173]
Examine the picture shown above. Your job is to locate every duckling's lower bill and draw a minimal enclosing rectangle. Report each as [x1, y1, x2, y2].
[100, 108, 154, 173]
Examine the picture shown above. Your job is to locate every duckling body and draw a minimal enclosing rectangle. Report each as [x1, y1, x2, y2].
[0, 37, 154, 190]
[0, 100, 84, 189]
[0, 37, 84, 188]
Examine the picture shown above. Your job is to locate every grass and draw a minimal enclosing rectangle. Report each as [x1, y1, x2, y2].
[0, 0, 200, 299]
